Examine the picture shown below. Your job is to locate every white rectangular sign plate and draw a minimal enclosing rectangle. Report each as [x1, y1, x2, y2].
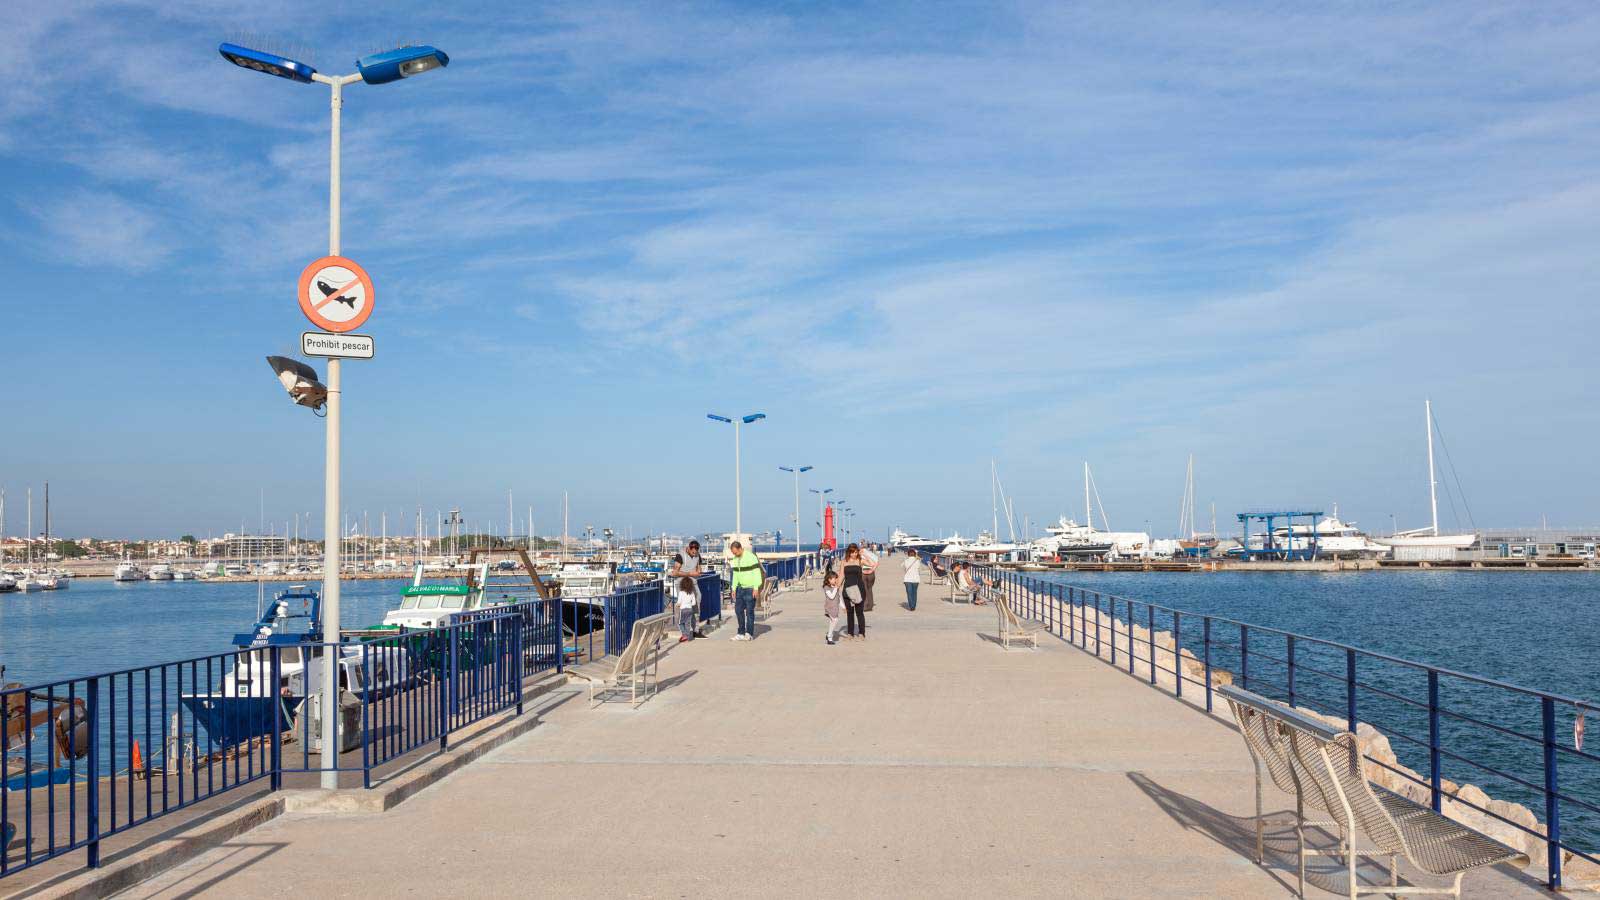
[301, 332, 375, 359]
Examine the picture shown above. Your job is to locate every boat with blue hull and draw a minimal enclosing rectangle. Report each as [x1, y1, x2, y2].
[179, 585, 410, 748]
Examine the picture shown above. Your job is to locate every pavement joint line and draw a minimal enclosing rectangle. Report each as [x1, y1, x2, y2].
[474, 756, 1249, 774]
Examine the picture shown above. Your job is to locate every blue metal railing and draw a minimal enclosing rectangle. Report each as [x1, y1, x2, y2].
[955, 558, 1597, 891]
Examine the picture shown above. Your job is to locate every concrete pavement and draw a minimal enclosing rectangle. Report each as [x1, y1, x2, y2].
[117, 568, 1545, 898]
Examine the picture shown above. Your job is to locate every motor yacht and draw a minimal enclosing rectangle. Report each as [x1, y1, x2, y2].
[113, 562, 146, 582]
[147, 564, 175, 581]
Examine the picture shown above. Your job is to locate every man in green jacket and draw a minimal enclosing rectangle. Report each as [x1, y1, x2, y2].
[728, 540, 764, 641]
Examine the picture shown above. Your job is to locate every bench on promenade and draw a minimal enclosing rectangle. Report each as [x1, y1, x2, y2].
[565, 612, 673, 708]
[1219, 685, 1528, 899]
[994, 595, 1041, 650]
[755, 576, 777, 619]
[948, 574, 976, 604]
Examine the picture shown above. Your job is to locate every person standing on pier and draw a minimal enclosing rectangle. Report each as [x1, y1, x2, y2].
[840, 543, 872, 639]
[728, 540, 764, 641]
[902, 551, 922, 611]
[671, 540, 706, 638]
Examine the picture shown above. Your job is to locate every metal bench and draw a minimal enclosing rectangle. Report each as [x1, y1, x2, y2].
[947, 573, 977, 604]
[565, 612, 673, 708]
[1219, 685, 1528, 899]
[994, 595, 1041, 650]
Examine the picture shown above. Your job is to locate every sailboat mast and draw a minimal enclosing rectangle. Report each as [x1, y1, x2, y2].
[1083, 463, 1092, 530]
[990, 460, 998, 540]
[1425, 399, 1439, 537]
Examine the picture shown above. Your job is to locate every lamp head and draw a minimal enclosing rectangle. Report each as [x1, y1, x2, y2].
[706, 414, 732, 424]
[779, 466, 794, 473]
[266, 356, 327, 410]
[742, 413, 766, 424]
[799, 466, 813, 473]
[219, 43, 317, 83]
[356, 45, 450, 85]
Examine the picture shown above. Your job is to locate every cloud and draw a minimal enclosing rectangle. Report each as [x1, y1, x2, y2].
[24, 189, 174, 271]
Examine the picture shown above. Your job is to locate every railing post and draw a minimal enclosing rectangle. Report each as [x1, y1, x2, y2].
[1127, 601, 1135, 674]
[438, 633, 450, 752]
[1286, 635, 1297, 708]
[85, 678, 100, 869]
[361, 644, 373, 790]
[1203, 617, 1213, 713]
[1173, 612, 1182, 698]
[1345, 648, 1357, 733]
[1109, 596, 1117, 666]
[1542, 697, 1563, 891]
[1147, 604, 1156, 684]
[514, 619, 525, 716]
[271, 646, 283, 791]
[1427, 670, 1441, 812]
[1240, 625, 1250, 691]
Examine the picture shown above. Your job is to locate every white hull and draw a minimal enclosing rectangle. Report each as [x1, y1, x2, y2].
[1375, 533, 1476, 550]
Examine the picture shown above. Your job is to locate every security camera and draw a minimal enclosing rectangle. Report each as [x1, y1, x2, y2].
[266, 356, 328, 410]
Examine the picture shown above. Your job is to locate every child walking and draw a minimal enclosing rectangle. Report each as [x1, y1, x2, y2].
[822, 571, 843, 646]
[675, 575, 698, 643]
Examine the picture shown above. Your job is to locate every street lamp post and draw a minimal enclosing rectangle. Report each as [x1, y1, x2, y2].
[778, 466, 812, 554]
[223, 40, 448, 789]
[706, 413, 765, 537]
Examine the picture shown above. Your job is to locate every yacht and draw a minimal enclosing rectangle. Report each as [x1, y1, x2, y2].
[1031, 517, 1149, 560]
[0, 572, 17, 593]
[889, 529, 951, 553]
[13, 571, 45, 592]
[113, 562, 147, 582]
[147, 563, 175, 581]
[33, 571, 61, 590]
[172, 568, 198, 581]
[46, 569, 70, 588]
[1279, 514, 1389, 558]
[1375, 401, 1477, 558]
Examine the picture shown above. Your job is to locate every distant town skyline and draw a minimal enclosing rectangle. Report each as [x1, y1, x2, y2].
[5, 3, 1599, 539]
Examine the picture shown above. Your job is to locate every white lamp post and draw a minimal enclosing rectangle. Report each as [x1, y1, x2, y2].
[224, 40, 448, 789]
[706, 413, 765, 537]
[778, 466, 812, 554]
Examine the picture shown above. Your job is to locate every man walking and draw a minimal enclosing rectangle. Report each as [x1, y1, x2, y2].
[728, 540, 764, 641]
[902, 551, 922, 611]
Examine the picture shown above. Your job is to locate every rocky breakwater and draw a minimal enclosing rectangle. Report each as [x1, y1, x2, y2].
[1028, 587, 1600, 891]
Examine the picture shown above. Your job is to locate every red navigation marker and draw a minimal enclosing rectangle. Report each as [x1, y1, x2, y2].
[297, 256, 375, 333]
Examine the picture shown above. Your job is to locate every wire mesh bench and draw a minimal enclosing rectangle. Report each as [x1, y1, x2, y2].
[994, 595, 1041, 650]
[565, 612, 673, 708]
[1219, 685, 1528, 899]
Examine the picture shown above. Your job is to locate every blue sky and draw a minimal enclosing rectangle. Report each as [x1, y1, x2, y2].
[3, 1, 1599, 542]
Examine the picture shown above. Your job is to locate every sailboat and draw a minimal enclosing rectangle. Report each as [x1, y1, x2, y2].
[1030, 463, 1151, 560]
[958, 462, 1024, 558]
[1376, 400, 1477, 559]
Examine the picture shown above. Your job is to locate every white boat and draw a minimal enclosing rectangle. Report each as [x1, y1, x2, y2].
[1375, 400, 1477, 559]
[147, 564, 175, 581]
[1267, 512, 1390, 558]
[46, 569, 71, 588]
[114, 562, 147, 582]
[380, 562, 500, 630]
[13, 571, 45, 592]
[33, 571, 61, 590]
[888, 529, 948, 553]
[0, 573, 15, 593]
[550, 560, 616, 602]
[172, 569, 198, 581]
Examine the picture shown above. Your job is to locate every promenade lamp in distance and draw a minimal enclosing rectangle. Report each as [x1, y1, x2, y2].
[707, 413, 766, 539]
[779, 466, 813, 555]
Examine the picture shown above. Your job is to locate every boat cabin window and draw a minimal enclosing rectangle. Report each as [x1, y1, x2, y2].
[417, 594, 442, 609]
[400, 595, 420, 610]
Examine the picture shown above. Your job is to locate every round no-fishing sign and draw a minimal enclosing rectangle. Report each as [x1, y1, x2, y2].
[297, 255, 375, 333]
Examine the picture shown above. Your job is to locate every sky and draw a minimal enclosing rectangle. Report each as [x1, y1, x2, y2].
[3, 1, 1599, 543]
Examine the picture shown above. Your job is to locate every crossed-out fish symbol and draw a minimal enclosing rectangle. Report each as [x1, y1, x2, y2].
[316, 279, 360, 309]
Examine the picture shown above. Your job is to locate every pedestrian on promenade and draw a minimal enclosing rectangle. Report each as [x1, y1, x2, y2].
[840, 543, 872, 639]
[674, 575, 699, 642]
[728, 540, 763, 641]
[671, 540, 706, 638]
[902, 551, 922, 611]
[822, 570, 843, 645]
[860, 542, 880, 612]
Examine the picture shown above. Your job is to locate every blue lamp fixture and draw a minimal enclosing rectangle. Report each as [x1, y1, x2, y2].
[779, 466, 813, 554]
[707, 412, 767, 536]
[218, 43, 316, 83]
[356, 46, 450, 84]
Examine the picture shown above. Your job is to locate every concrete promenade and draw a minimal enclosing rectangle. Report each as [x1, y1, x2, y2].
[121, 571, 1544, 898]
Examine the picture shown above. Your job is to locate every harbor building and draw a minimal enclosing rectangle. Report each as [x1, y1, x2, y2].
[1474, 528, 1599, 560]
[221, 533, 289, 558]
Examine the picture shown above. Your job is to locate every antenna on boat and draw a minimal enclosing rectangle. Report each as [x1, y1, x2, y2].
[1425, 398, 1439, 537]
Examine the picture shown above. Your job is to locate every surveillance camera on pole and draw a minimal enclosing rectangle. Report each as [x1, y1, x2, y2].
[266, 356, 328, 410]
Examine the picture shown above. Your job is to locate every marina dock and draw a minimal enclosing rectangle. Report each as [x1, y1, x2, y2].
[100, 574, 1543, 899]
